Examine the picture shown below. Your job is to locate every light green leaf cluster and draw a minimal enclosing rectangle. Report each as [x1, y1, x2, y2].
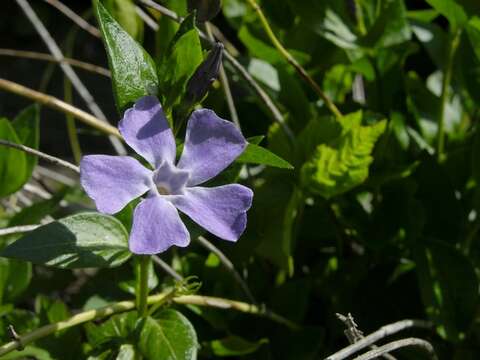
[301, 112, 386, 198]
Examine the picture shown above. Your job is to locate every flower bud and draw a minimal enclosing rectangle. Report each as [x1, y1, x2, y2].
[185, 42, 224, 105]
[188, 0, 222, 22]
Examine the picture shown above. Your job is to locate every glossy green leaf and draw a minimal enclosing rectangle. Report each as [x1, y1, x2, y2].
[157, 13, 203, 111]
[301, 112, 387, 198]
[104, 0, 144, 41]
[0, 118, 27, 197]
[156, 5, 180, 60]
[209, 336, 268, 356]
[12, 104, 39, 184]
[85, 311, 137, 347]
[0, 213, 131, 269]
[236, 143, 294, 169]
[139, 310, 198, 360]
[94, 0, 158, 112]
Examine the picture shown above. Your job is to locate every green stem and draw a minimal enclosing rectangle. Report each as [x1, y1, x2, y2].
[64, 27, 82, 164]
[0, 293, 298, 356]
[0, 292, 170, 357]
[437, 29, 461, 161]
[245, 0, 342, 119]
[136, 255, 151, 318]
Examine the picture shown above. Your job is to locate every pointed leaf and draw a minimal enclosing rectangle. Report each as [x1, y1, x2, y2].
[0, 118, 27, 197]
[1, 213, 131, 269]
[139, 310, 198, 360]
[12, 104, 39, 184]
[157, 13, 203, 111]
[237, 143, 294, 169]
[94, 0, 158, 112]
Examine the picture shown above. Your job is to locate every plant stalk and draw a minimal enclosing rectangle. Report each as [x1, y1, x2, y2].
[437, 29, 461, 161]
[136, 255, 151, 318]
[0, 78, 120, 138]
[0, 293, 298, 356]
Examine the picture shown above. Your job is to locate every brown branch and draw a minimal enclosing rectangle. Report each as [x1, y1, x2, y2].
[0, 49, 110, 77]
[0, 140, 80, 173]
[0, 78, 120, 138]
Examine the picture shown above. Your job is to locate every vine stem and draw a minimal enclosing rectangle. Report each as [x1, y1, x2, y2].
[0, 140, 80, 173]
[205, 23, 240, 129]
[136, 256, 151, 318]
[0, 78, 120, 138]
[437, 28, 461, 161]
[0, 49, 110, 77]
[325, 319, 432, 360]
[352, 338, 437, 360]
[245, 0, 342, 119]
[0, 293, 298, 356]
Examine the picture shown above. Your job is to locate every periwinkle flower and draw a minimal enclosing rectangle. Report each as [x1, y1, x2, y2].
[80, 96, 253, 254]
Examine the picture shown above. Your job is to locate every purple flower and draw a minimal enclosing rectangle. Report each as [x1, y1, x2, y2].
[80, 96, 253, 255]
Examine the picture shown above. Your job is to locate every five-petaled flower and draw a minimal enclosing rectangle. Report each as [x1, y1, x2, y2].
[80, 96, 253, 254]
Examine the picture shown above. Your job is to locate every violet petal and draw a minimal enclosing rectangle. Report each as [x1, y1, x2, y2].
[129, 195, 190, 254]
[80, 155, 152, 214]
[171, 184, 253, 241]
[177, 109, 246, 186]
[119, 96, 176, 167]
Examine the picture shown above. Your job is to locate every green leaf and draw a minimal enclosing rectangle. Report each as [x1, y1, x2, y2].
[139, 310, 198, 360]
[0, 213, 131, 269]
[156, 5, 180, 60]
[0, 118, 27, 197]
[94, 0, 158, 112]
[104, 0, 144, 41]
[12, 104, 39, 184]
[301, 112, 387, 198]
[85, 311, 138, 347]
[209, 336, 268, 356]
[236, 143, 294, 169]
[466, 17, 480, 61]
[251, 181, 302, 273]
[358, 0, 412, 49]
[157, 13, 203, 111]
[116, 344, 137, 360]
[0, 258, 32, 303]
[246, 135, 264, 145]
[425, 0, 468, 28]
[414, 240, 478, 341]
[0, 346, 52, 360]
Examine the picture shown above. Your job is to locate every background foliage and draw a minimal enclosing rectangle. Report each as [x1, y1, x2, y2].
[1, 0, 480, 358]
